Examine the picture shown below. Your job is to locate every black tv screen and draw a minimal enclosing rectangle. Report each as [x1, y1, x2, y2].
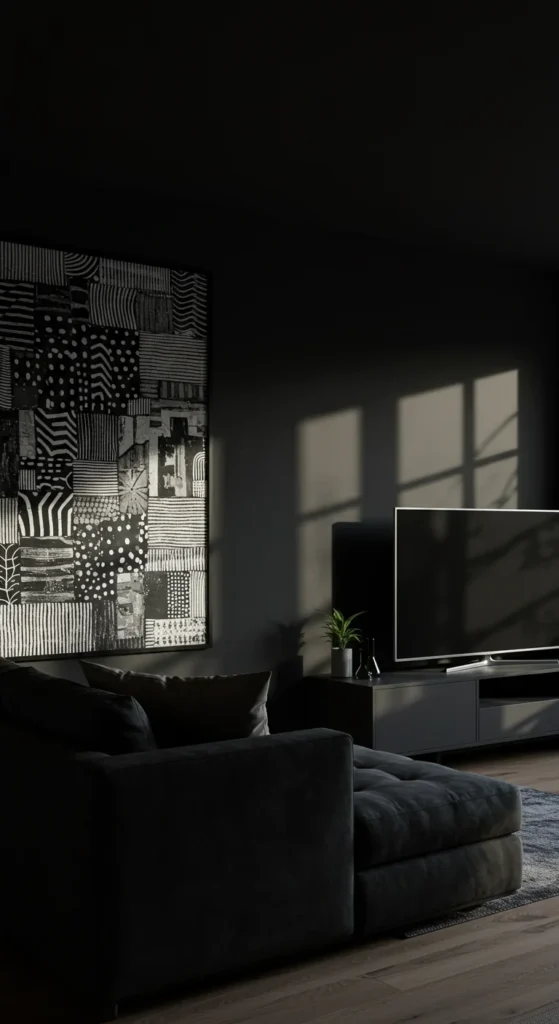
[395, 507, 559, 662]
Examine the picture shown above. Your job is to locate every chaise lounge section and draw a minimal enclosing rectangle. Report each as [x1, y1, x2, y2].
[353, 746, 523, 936]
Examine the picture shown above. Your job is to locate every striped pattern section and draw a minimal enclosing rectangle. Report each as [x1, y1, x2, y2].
[127, 398, 151, 415]
[115, 637, 139, 650]
[192, 450, 207, 498]
[140, 334, 206, 384]
[189, 571, 206, 617]
[145, 617, 206, 648]
[140, 378, 159, 398]
[19, 468, 36, 490]
[90, 340, 113, 406]
[0, 281, 34, 347]
[193, 451, 206, 480]
[0, 345, 11, 408]
[92, 600, 118, 649]
[146, 546, 206, 571]
[0, 243, 65, 285]
[171, 271, 208, 336]
[0, 603, 93, 657]
[73, 461, 119, 495]
[18, 491, 73, 537]
[159, 381, 206, 401]
[99, 259, 171, 293]
[0, 498, 18, 544]
[77, 414, 118, 460]
[148, 498, 205, 546]
[64, 252, 99, 279]
[90, 284, 137, 329]
[20, 538, 73, 604]
[35, 411, 77, 459]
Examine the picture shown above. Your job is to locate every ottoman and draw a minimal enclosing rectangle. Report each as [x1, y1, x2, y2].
[353, 746, 522, 936]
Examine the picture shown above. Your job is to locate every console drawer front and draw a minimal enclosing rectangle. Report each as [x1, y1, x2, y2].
[479, 698, 559, 743]
[373, 679, 477, 754]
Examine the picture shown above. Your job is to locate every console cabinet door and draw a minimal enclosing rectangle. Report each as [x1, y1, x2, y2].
[373, 679, 477, 754]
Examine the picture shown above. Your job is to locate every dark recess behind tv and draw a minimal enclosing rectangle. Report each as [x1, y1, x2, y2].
[332, 521, 397, 671]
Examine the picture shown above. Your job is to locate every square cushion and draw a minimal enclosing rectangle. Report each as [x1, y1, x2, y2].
[80, 661, 271, 747]
[353, 746, 522, 871]
[0, 660, 156, 755]
[0, 658, 88, 683]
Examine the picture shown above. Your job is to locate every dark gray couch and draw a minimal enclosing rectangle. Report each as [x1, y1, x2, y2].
[0, 669, 522, 1020]
[0, 722, 354, 1020]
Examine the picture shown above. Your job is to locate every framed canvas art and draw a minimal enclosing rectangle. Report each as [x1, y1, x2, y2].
[0, 240, 209, 658]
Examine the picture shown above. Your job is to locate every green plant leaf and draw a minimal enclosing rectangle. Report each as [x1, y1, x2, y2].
[323, 608, 365, 649]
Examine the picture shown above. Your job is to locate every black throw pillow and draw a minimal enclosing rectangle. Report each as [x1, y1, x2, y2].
[80, 661, 271, 747]
[0, 662, 156, 755]
[0, 658, 88, 683]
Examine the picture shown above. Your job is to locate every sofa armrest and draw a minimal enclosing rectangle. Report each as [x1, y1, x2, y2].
[87, 727, 354, 1004]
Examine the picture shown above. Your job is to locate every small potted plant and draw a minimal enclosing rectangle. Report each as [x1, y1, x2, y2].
[323, 608, 364, 678]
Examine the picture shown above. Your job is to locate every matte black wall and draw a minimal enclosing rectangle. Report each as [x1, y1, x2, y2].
[1, 175, 557, 695]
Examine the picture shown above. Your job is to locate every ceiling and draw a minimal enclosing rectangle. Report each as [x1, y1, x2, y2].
[3, 3, 559, 265]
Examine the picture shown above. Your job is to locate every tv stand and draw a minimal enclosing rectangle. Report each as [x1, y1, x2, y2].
[446, 655, 559, 674]
[306, 660, 559, 756]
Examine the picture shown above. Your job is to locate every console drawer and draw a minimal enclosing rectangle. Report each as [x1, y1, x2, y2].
[479, 698, 559, 743]
[373, 678, 477, 754]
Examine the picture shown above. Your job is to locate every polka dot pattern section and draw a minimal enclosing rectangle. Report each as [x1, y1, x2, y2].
[35, 311, 88, 412]
[78, 323, 141, 414]
[11, 350, 39, 409]
[73, 496, 120, 525]
[167, 571, 190, 617]
[74, 512, 147, 601]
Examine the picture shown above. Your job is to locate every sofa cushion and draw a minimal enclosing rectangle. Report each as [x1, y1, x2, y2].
[353, 746, 522, 871]
[0, 658, 88, 682]
[80, 661, 271, 746]
[0, 661, 157, 755]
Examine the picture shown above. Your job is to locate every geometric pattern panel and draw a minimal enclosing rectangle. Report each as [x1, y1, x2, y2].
[0, 240, 208, 658]
[20, 538, 74, 603]
[145, 616, 206, 648]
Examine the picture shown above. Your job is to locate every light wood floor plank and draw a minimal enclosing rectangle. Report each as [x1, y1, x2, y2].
[123, 901, 559, 1023]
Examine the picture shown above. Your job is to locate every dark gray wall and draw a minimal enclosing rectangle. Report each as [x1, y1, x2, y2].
[1, 176, 557, 690]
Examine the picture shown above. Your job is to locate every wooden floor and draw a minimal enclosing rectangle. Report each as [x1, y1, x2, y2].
[4, 742, 559, 1024]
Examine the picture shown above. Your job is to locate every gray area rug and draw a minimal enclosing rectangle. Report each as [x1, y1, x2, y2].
[405, 786, 559, 937]
[510, 1007, 559, 1023]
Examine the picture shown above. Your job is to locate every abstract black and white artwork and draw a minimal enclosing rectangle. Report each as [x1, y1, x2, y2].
[0, 241, 208, 657]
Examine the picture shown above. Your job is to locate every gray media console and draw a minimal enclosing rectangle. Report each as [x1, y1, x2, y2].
[306, 662, 559, 756]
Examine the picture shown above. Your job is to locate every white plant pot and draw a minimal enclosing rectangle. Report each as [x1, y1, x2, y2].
[331, 647, 353, 678]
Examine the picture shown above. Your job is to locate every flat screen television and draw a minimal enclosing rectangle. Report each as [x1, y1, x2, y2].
[394, 507, 559, 666]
